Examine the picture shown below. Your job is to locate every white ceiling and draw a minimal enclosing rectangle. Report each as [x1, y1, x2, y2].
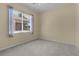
[24, 3, 74, 13]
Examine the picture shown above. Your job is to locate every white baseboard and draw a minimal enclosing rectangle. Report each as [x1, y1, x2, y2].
[0, 38, 38, 51]
[40, 37, 75, 46]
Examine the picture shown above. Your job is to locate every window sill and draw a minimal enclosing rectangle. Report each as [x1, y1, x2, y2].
[14, 31, 31, 33]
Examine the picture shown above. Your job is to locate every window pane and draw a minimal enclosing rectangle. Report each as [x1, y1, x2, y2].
[13, 10, 22, 31]
[23, 13, 31, 31]
[13, 10, 22, 18]
[15, 22, 22, 31]
[23, 21, 30, 30]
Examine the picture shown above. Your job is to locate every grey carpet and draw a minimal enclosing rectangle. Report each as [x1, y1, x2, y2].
[0, 39, 79, 56]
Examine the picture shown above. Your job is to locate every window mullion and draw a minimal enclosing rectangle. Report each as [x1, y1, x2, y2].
[22, 13, 23, 32]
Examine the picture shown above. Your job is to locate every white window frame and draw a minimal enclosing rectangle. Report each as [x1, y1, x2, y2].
[14, 11, 33, 33]
[9, 7, 33, 35]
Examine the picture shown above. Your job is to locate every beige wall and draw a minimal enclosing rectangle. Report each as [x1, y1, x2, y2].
[76, 4, 79, 49]
[40, 4, 76, 45]
[0, 3, 39, 48]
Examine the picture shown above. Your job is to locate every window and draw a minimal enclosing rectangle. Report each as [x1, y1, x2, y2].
[13, 10, 22, 32]
[23, 14, 31, 32]
[9, 7, 33, 36]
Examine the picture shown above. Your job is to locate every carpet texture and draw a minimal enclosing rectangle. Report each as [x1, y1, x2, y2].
[0, 39, 79, 56]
